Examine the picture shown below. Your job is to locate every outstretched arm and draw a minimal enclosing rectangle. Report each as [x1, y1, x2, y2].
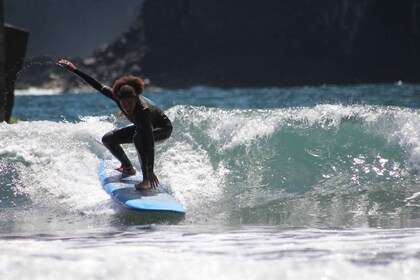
[57, 59, 113, 99]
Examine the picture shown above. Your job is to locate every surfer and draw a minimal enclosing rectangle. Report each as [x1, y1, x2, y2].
[57, 59, 172, 190]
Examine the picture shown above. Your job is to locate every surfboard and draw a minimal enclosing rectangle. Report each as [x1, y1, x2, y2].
[98, 160, 186, 214]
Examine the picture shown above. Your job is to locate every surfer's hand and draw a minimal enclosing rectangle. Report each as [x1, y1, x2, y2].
[148, 171, 159, 189]
[58, 59, 76, 71]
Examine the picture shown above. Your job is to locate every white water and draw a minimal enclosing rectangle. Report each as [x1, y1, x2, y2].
[1, 226, 420, 280]
[0, 114, 226, 224]
[14, 87, 62, 96]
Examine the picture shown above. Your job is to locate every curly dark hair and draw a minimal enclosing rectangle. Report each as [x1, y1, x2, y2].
[112, 76, 145, 100]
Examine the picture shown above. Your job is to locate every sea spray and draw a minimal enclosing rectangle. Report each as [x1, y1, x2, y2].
[15, 55, 64, 91]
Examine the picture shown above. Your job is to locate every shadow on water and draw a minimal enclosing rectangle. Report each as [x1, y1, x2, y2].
[112, 208, 185, 226]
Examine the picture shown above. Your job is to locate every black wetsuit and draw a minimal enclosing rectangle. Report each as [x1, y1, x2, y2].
[73, 69, 172, 179]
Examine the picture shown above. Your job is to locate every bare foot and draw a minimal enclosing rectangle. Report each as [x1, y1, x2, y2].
[135, 180, 151, 190]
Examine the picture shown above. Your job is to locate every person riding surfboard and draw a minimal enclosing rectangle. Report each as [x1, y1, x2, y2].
[57, 59, 172, 190]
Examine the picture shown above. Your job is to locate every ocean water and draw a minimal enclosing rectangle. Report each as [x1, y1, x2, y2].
[2, 83, 420, 279]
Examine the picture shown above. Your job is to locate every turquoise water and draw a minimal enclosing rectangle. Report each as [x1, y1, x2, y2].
[2, 84, 420, 279]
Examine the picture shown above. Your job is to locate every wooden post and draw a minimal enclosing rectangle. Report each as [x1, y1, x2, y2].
[4, 24, 29, 123]
[0, 0, 6, 122]
[0, 0, 29, 123]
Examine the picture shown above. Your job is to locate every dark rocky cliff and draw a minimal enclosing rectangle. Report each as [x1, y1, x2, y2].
[19, 0, 420, 89]
[138, 0, 420, 87]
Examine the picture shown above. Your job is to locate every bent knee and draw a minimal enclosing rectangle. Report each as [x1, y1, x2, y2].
[160, 125, 173, 142]
[101, 132, 114, 146]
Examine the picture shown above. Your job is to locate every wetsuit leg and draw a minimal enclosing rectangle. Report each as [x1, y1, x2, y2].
[102, 125, 136, 168]
[133, 132, 150, 180]
[133, 123, 172, 180]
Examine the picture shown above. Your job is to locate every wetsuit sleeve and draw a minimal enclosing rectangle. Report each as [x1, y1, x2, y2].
[73, 68, 114, 100]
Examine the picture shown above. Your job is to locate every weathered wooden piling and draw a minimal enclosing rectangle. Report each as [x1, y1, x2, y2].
[0, 0, 29, 123]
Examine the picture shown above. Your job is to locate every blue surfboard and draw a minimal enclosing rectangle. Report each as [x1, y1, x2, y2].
[98, 160, 186, 214]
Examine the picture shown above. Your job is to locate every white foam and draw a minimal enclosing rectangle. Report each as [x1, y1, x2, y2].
[158, 139, 224, 214]
[1, 227, 420, 280]
[167, 106, 283, 153]
[0, 117, 116, 215]
[382, 108, 420, 171]
[15, 87, 62, 96]
[208, 109, 281, 152]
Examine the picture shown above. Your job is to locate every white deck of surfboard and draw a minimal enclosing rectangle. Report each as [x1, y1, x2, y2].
[98, 160, 186, 214]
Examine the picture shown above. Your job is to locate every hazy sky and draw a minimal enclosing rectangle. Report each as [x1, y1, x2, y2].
[4, 0, 143, 58]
